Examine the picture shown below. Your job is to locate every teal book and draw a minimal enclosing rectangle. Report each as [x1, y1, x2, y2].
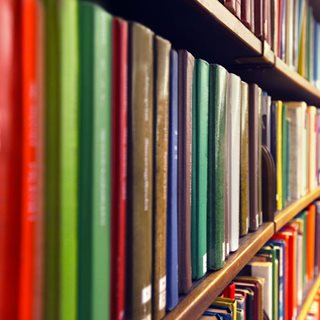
[207, 64, 228, 270]
[79, 3, 112, 320]
[282, 106, 287, 207]
[59, 0, 79, 319]
[191, 59, 209, 279]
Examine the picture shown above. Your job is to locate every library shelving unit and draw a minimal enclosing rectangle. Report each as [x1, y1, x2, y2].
[106, 0, 320, 318]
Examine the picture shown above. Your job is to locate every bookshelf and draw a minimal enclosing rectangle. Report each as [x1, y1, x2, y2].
[297, 274, 320, 319]
[165, 190, 320, 319]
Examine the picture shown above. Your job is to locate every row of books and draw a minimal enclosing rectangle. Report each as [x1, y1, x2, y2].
[222, 0, 320, 87]
[201, 202, 320, 320]
[1, 1, 319, 320]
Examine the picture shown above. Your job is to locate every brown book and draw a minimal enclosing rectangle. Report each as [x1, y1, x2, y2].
[241, 0, 252, 30]
[127, 22, 154, 320]
[248, 84, 262, 231]
[224, 0, 241, 18]
[254, 0, 263, 38]
[261, 145, 276, 222]
[240, 81, 249, 236]
[177, 50, 194, 294]
[152, 35, 171, 320]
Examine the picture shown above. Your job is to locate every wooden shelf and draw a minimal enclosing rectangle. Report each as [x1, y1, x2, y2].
[164, 223, 274, 320]
[274, 187, 320, 231]
[107, 0, 320, 106]
[297, 274, 320, 320]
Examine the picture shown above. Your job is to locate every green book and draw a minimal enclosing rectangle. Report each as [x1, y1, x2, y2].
[207, 64, 227, 270]
[282, 106, 287, 207]
[191, 59, 209, 279]
[59, 0, 79, 319]
[79, 3, 112, 320]
[43, 1, 60, 319]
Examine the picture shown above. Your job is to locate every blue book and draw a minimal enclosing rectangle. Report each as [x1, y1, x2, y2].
[166, 49, 179, 311]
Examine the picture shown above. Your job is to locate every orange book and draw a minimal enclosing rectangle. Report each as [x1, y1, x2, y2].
[19, 0, 44, 319]
[306, 205, 316, 282]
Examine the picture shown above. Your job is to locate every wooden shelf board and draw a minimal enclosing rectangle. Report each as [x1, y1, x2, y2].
[297, 274, 320, 320]
[194, 0, 262, 54]
[274, 187, 320, 231]
[164, 223, 274, 320]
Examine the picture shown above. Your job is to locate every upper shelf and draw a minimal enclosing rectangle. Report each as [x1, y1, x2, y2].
[274, 187, 320, 231]
[106, 0, 320, 106]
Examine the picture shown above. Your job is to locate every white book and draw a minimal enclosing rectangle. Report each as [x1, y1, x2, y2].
[227, 73, 241, 252]
[250, 261, 273, 320]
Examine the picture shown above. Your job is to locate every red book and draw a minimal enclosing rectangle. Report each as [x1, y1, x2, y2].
[307, 205, 316, 282]
[111, 17, 128, 320]
[0, 0, 22, 318]
[222, 282, 236, 299]
[19, 0, 44, 319]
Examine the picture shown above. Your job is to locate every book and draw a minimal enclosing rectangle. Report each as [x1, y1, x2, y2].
[240, 81, 249, 237]
[306, 204, 316, 282]
[177, 50, 194, 293]
[207, 64, 228, 270]
[276, 101, 283, 210]
[126, 22, 154, 319]
[228, 73, 241, 252]
[191, 59, 209, 279]
[152, 35, 171, 319]
[111, 17, 128, 320]
[282, 105, 288, 206]
[166, 49, 179, 311]
[20, 0, 44, 318]
[248, 84, 262, 231]
[58, 0, 79, 318]
[78, 3, 112, 320]
[0, 0, 22, 318]
[307, 106, 317, 192]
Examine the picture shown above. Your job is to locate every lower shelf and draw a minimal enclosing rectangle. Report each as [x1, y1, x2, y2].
[164, 223, 274, 320]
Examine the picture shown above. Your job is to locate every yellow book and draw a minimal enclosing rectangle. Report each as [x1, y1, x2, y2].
[277, 101, 283, 210]
[210, 297, 237, 320]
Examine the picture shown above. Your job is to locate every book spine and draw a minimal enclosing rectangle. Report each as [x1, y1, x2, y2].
[208, 64, 227, 270]
[276, 101, 283, 210]
[91, 8, 112, 320]
[0, 0, 22, 318]
[166, 50, 179, 311]
[20, 0, 43, 318]
[240, 82, 249, 237]
[111, 18, 128, 320]
[43, 0, 60, 318]
[78, 5, 94, 320]
[177, 50, 193, 293]
[59, 1, 79, 319]
[191, 59, 209, 279]
[229, 74, 241, 251]
[152, 35, 170, 319]
[127, 23, 153, 319]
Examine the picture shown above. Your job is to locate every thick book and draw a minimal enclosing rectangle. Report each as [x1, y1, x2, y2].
[281, 105, 288, 206]
[191, 59, 209, 279]
[20, 0, 44, 319]
[79, 4, 112, 320]
[227, 73, 241, 252]
[307, 204, 316, 281]
[0, 0, 22, 318]
[152, 35, 171, 319]
[248, 84, 262, 231]
[254, 0, 263, 38]
[177, 50, 194, 293]
[43, 0, 60, 317]
[208, 64, 228, 270]
[111, 17, 128, 320]
[126, 22, 154, 319]
[166, 49, 179, 311]
[58, 0, 79, 318]
[240, 81, 249, 237]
